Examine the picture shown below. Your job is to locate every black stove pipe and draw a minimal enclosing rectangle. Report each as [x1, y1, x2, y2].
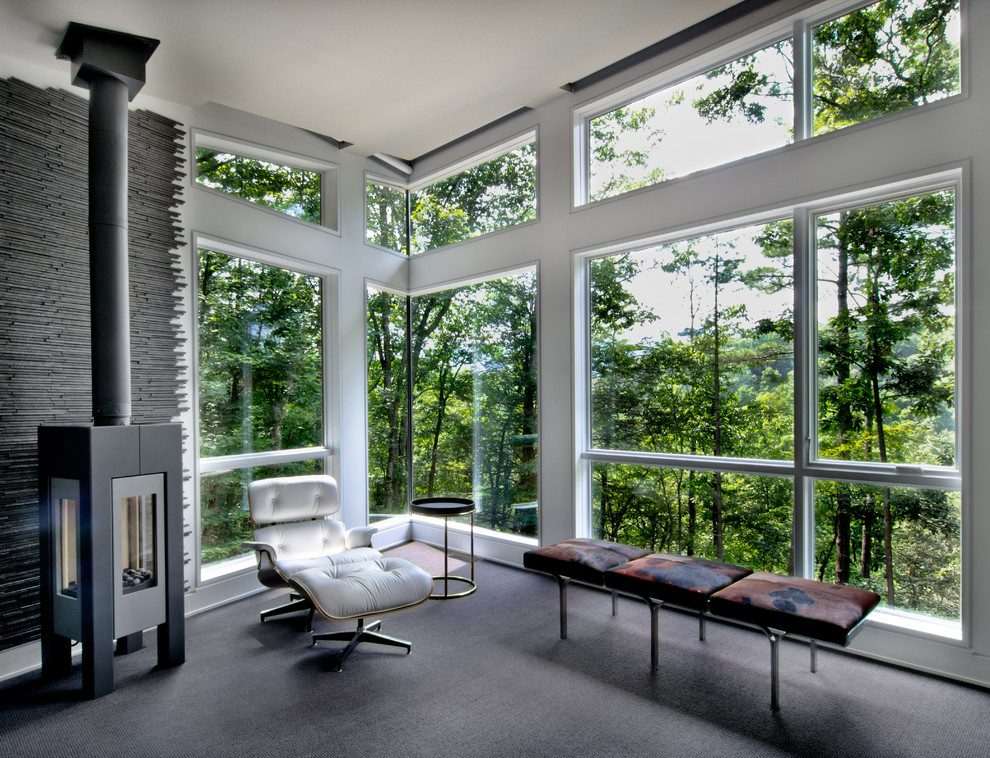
[56, 22, 159, 427]
[88, 74, 131, 426]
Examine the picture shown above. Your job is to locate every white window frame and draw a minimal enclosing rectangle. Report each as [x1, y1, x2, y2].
[364, 172, 409, 255]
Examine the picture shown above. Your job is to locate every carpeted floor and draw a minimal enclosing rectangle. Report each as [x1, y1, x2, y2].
[0, 551, 987, 757]
[386, 541, 470, 576]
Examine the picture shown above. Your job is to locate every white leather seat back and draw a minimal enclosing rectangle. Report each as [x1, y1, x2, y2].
[253, 519, 349, 560]
[247, 475, 341, 524]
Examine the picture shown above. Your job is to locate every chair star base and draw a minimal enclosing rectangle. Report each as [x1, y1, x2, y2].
[259, 592, 316, 631]
[313, 618, 412, 671]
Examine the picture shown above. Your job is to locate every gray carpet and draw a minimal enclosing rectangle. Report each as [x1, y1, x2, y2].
[0, 554, 987, 757]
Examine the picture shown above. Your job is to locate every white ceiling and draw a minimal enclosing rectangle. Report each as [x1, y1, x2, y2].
[0, 0, 739, 160]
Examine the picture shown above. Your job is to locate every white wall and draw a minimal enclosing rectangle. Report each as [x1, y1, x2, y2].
[2, 0, 988, 688]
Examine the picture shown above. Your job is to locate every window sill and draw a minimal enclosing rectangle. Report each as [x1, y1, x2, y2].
[870, 606, 963, 642]
[200, 553, 255, 584]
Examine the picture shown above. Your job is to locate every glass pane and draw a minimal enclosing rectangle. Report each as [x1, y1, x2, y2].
[195, 148, 322, 224]
[813, 0, 961, 136]
[120, 493, 156, 594]
[366, 180, 408, 253]
[198, 249, 324, 458]
[590, 221, 794, 459]
[814, 481, 959, 621]
[589, 39, 792, 201]
[815, 190, 955, 466]
[593, 463, 793, 572]
[367, 287, 409, 520]
[409, 140, 536, 254]
[410, 272, 538, 538]
[200, 458, 325, 565]
[58, 496, 78, 598]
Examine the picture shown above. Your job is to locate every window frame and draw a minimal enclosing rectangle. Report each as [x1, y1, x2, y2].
[577, 167, 966, 639]
[193, 234, 340, 584]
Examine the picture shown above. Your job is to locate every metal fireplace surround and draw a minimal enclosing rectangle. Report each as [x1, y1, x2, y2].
[38, 22, 184, 700]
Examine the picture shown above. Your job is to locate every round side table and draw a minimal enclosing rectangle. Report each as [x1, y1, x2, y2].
[409, 497, 476, 598]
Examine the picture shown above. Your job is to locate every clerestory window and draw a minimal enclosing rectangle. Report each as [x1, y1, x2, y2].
[194, 132, 338, 229]
[578, 0, 961, 205]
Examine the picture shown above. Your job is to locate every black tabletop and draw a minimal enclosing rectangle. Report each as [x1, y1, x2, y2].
[410, 497, 475, 518]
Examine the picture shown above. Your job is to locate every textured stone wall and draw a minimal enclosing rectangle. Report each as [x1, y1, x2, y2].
[0, 78, 187, 651]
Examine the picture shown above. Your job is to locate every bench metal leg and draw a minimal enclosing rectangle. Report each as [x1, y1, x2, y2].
[612, 588, 619, 616]
[647, 598, 662, 671]
[556, 576, 570, 640]
[810, 639, 817, 673]
[699, 611, 707, 642]
[757, 626, 786, 712]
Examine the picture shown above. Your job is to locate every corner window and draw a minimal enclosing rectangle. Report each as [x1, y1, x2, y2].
[366, 178, 409, 254]
[368, 270, 539, 538]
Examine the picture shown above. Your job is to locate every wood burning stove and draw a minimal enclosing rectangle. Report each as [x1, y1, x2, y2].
[38, 22, 184, 700]
[39, 424, 183, 699]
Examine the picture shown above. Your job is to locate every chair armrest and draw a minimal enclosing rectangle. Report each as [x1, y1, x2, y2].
[241, 540, 278, 561]
[345, 526, 377, 549]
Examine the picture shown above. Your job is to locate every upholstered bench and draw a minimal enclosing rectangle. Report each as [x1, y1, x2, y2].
[603, 553, 752, 670]
[289, 555, 434, 671]
[523, 538, 652, 639]
[524, 539, 882, 711]
[710, 572, 881, 710]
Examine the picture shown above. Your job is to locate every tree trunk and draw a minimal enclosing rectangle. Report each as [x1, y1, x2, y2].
[834, 216, 853, 584]
[712, 253, 724, 562]
[861, 500, 875, 580]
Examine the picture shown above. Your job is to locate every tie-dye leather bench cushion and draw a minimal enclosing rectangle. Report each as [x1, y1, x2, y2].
[523, 538, 652, 585]
[604, 553, 753, 611]
[709, 571, 881, 647]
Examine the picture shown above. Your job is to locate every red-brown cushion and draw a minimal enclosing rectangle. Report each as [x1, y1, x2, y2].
[604, 553, 752, 611]
[523, 539, 652, 585]
[709, 572, 881, 646]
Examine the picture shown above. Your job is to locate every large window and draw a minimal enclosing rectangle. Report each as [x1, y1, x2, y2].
[198, 248, 326, 567]
[368, 271, 538, 537]
[584, 181, 960, 628]
[580, 0, 960, 204]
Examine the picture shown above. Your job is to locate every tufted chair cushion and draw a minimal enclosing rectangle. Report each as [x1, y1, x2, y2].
[290, 556, 434, 621]
[247, 475, 343, 524]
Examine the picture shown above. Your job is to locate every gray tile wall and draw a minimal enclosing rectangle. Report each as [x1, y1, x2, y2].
[0, 78, 187, 651]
